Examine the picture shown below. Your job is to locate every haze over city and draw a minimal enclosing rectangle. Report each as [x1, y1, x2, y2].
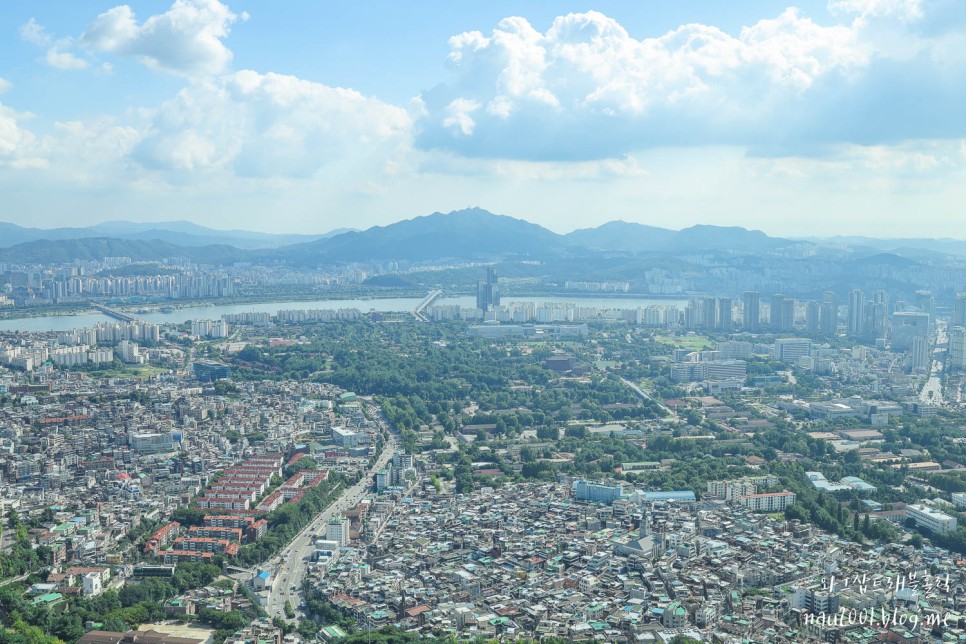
[1, 0, 965, 237]
[8, 3, 966, 644]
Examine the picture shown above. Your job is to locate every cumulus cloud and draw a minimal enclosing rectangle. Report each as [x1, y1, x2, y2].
[80, 0, 240, 77]
[417, 7, 966, 160]
[36, 118, 142, 182]
[0, 103, 148, 174]
[442, 98, 481, 136]
[46, 44, 89, 70]
[0, 102, 45, 169]
[19, 18, 52, 45]
[131, 70, 412, 178]
[20, 19, 91, 71]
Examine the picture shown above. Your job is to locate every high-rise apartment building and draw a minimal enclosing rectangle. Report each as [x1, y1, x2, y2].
[805, 300, 820, 335]
[910, 335, 930, 372]
[742, 291, 760, 332]
[702, 297, 717, 329]
[915, 290, 935, 319]
[847, 289, 864, 337]
[717, 297, 733, 332]
[954, 294, 966, 328]
[864, 300, 887, 341]
[820, 291, 838, 336]
[950, 327, 966, 371]
[770, 294, 795, 332]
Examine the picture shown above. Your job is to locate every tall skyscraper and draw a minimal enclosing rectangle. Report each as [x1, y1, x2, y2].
[743, 291, 760, 332]
[820, 291, 838, 337]
[910, 336, 930, 372]
[864, 300, 887, 341]
[954, 294, 966, 328]
[476, 267, 500, 311]
[848, 289, 864, 338]
[950, 327, 966, 371]
[782, 297, 796, 332]
[771, 294, 795, 332]
[915, 290, 935, 318]
[770, 294, 786, 332]
[717, 297, 733, 332]
[685, 298, 699, 330]
[871, 290, 889, 339]
[701, 297, 717, 330]
[805, 300, 820, 335]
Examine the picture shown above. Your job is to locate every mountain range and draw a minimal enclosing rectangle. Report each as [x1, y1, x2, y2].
[0, 208, 963, 266]
[0, 220, 350, 250]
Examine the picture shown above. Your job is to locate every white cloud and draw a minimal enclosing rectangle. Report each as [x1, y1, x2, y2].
[0, 98, 140, 177]
[0, 102, 45, 169]
[5, 1, 966, 238]
[3, 118, 140, 182]
[46, 44, 89, 70]
[828, 0, 924, 21]
[0, 78, 10, 95]
[419, 151, 648, 182]
[80, 0, 239, 77]
[20, 19, 90, 71]
[442, 99, 480, 136]
[19, 18, 52, 46]
[417, 7, 965, 160]
[132, 70, 413, 178]
[80, 6, 138, 52]
[0, 105, 26, 156]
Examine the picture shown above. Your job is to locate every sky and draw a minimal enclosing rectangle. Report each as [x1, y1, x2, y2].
[1, 0, 965, 238]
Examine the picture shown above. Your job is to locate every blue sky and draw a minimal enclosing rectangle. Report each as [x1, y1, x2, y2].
[0, 0, 964, 237]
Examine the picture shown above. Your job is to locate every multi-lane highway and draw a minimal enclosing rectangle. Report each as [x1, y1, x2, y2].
[920, 322, 946, 405]
[265, 433, 396, 621]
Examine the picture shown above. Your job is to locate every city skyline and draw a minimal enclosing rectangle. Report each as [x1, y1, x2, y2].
[1, 0, 965, 237]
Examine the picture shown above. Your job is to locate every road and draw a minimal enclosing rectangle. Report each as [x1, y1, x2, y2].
[920, 322, 945, 404]
[0, 572, 30, 588]
[265, 433, 397, 621]
[620, 377, 676, 419]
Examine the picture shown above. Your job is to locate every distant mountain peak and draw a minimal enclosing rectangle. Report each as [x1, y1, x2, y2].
[282, 206, 563, 263]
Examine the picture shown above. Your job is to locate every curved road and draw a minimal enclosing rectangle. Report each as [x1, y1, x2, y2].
[266, 433, 396, 621]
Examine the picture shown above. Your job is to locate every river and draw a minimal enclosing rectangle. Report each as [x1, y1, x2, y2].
[0, 295, 688, 333]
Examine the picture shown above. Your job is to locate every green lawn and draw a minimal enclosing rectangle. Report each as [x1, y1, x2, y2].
[653, 334, 714, 350]
[82, 365, 167, 380]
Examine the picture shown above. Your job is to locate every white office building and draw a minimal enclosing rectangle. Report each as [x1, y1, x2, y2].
[326, 516, 350, 547]
[905, 504, 957, 534]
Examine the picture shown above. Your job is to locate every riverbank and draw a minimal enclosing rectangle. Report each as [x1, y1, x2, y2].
[0, 287, 687, 319]
[0, 305, 96, 321]
[0, 291, 690, 333]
